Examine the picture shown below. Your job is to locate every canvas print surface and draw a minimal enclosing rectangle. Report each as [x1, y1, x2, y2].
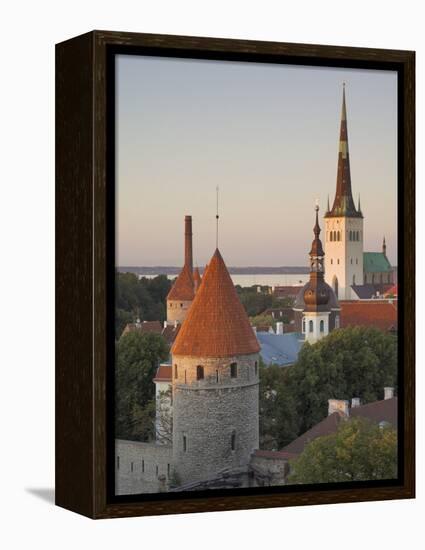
[114, 55, 398, 495]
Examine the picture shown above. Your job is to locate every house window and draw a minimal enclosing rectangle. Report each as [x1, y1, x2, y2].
[117, 456, 120, 470]
[309, 320, 313, 333]
[196, 365, 204, 380]
[174, 364, 178, 378]
[230, 362, 237, 378]
[320, 320, 324, 332]
[335, 315, 340, 329]
[231, 433, 236, 451]
[183, 435, 187, 452]
[302, 319, 306, 333]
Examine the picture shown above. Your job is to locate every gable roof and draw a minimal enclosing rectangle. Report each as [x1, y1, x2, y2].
[166, 264, 195, 301]
[122, 320, 162, 337]
[340, 300, 397, 332]
[153, 364, 172, 382]
[282, 397, 397, 456]
[363, 252, 392, 273]
[172, 249, 260, 357]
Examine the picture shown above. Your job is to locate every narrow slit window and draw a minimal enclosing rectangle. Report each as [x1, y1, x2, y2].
[183, 435, 187, 452]
[196, 365, 204, 380]
[230, 362, 237, 378]
[231, 433, 236, 451]
[117, 456, 120, 470]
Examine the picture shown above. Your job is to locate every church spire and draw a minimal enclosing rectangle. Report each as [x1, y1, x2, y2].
[382, 235, 387, 256]
[326, 84, 362, 218]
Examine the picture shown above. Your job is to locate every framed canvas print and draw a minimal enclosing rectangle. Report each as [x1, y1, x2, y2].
[55, 30, 415, 519]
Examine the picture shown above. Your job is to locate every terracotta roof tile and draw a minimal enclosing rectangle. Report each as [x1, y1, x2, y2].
[193, 267, 202, 292]
[122, 320, 162, 337]
[167, 264, 195, 301]
[172, 249, 260, 357]
[153, 364, 172, 382]
[340, 301, 397, 332]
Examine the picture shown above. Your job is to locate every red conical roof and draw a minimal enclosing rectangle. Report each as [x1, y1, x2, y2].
[172, 249, 260, 357]
[193, 267, 202, 292]
[167, 264, 195, 301]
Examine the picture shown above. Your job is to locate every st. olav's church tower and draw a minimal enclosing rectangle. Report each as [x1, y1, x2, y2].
[324, 85, 364, 300]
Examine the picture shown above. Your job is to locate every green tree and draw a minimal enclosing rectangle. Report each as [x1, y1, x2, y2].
[115, 332, 169, 441]
[287, 417, 397, 484]
[259, 362, 300, 450]
[287, 326, 397, 434]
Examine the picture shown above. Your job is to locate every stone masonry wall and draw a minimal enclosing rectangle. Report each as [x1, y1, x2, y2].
[115, 439, 173, 495]
[166, 299, 192, 324]
[172, 353, 259, 486]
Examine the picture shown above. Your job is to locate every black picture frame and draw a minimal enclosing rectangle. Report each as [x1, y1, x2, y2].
[56, 30, 415, 519]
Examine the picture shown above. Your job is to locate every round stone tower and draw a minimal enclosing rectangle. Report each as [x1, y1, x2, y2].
[166, 216, 195, 325]
[171, 248, 260, 485]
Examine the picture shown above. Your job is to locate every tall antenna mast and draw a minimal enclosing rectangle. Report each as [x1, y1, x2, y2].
[216, 185, 219, 249]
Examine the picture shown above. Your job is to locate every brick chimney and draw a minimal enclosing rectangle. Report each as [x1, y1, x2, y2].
[384, 387, 394, 400]
[328, 399, 349, 417]
[184, 215, 193, 273]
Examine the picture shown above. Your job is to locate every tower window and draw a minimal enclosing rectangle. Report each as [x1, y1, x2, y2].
[320, 320, 324, 332]
[351, 258, 353, 264]
[302, 319, 306, 333]
[180, 303, 183, 307]
[335, 315, 340, 329]
[231, 432, 236, 451]
[196, 365, 204, 380]
[142, 459, 145, 473]
[331, 259, 333, 265]
[117, 456, 120, 470]
[131, 461, 134, 473]
[156, 465, 158, 476]
[330, 232, 333, 242]
[230, 362, 237, 378]
[184, 370, 187, 384]
[255, 361, 258, 376]
[174, 364, 178, 378]
[216, 369, 219, 383]
[353, 274, 356, 285]
[337, 231, 341, 241]
[349, 230, 352, 241]
[167, 463, 170, 478]
[183, 435, 187, 452]
[337, 259, 340, 265]
[356, 258, 358, 265]
[309, 320, 313, 333]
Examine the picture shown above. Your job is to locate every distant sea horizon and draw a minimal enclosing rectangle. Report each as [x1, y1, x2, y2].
[118, 266, 310, 288]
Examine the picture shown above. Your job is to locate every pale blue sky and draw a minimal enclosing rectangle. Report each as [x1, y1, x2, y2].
[116, 55, 397, 267]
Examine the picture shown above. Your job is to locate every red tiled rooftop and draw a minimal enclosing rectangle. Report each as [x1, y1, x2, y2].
[167, 264, 195, 301]
[172, 249, 260, 357]
[340, 300, 397, 332]
[153, 364, 172, 382]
